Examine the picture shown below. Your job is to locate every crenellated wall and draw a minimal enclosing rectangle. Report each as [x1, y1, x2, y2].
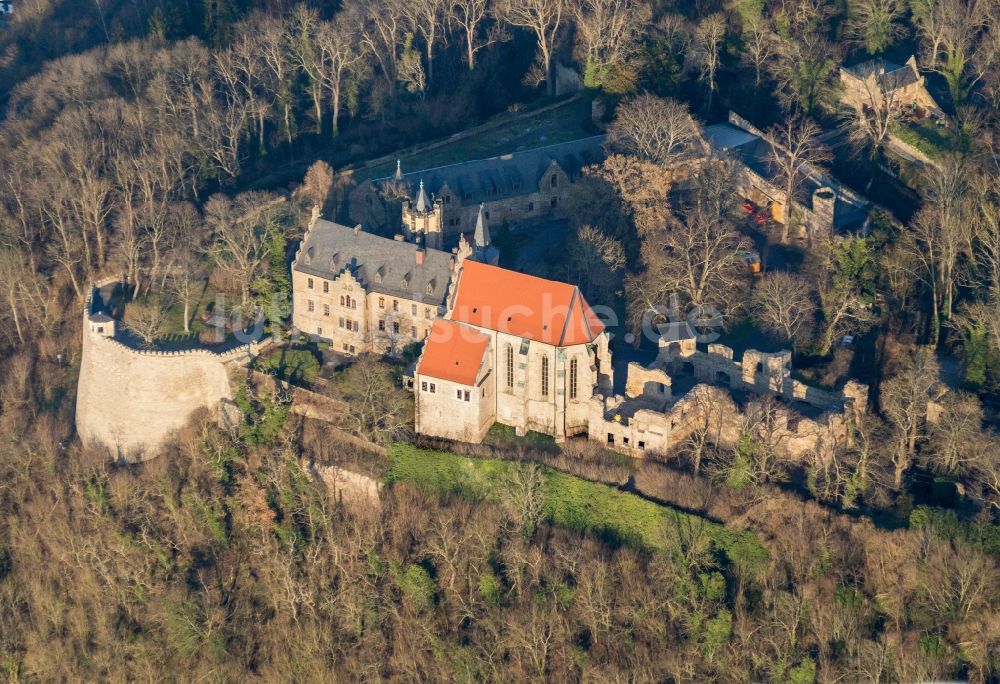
[75, 280, 264, 462]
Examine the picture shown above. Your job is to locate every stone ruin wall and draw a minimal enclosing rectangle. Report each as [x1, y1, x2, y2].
[75, 280, 261, 462]
[591, 345, 868, 462]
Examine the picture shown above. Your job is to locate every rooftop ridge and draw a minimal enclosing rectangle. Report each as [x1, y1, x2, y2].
[370, 134, 607, 182]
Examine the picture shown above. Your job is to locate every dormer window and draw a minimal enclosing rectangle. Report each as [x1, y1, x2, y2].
[551, 174, 558, 188]
[426, 278, 436, 295]
[375, 266, 385, 283]
[401, 272, 412, 288]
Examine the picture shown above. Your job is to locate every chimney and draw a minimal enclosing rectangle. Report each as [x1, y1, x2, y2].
[415, 248, 425, 266]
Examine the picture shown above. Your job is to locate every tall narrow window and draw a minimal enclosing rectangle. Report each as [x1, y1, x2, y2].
[569, 358, 578, 400]
[505, 344, 514, 390]
[541, 356, 549, 397]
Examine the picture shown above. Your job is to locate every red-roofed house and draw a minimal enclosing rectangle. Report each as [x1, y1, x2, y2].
[414, 320, 495, 442]
[415, 261, 613, 442]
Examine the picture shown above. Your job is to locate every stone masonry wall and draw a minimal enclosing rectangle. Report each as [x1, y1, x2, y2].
[75, 281, 260, 462]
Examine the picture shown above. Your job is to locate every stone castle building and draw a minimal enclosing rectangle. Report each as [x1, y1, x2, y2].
[840, 56, 944, 118]
[291, 215, 460, 355]
[414, 260, 613, 442]
[349, 136, 606, 244]
[704, 112, 870, 242]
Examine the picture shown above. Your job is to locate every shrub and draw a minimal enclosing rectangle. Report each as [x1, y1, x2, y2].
[255, 347, 320, 385]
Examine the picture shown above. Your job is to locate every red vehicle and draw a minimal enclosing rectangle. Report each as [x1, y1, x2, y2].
[741, 202, 754, 214]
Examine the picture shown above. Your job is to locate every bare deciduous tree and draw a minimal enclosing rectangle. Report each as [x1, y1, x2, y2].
[880, 348, 940, 487]
[316, 15, 365, 137]
[690, 14, 726, 112]
[606, 94, 703, 165]
[500, 0, 566, 96]
[841, 72, 902, 162]
[451, 0, 506, 69]
[125, 297, 169, 349]
[911, 0, 995, 106]
[741, 14, 778, 86]
[752, 271, 817, 348]
[337, 355, 412, 444]
[573, 0, 649, 87]
[207, 192, 281, 308]
[626, 163, 750, 328]
[766, 116, 832, 244]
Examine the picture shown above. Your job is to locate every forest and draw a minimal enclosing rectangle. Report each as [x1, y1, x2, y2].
[1, 0, 1000, 680]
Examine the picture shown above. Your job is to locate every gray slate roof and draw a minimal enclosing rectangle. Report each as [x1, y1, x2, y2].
[378, 135, 606, 206]
[704, 122, 869, 230]
[293, 219, 455, 306]
[843, 58, 920, 91]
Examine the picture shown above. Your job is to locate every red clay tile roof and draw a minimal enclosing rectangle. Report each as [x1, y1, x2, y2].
[451, 261, 604, 346]
[417, 319, 490, 385]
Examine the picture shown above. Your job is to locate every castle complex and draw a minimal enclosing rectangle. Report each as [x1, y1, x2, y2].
[76, 136, 874, 463]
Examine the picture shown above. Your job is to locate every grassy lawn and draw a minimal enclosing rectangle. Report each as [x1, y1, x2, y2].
[362, 97, 595, 181]
[161, 284, 221, 342]
[385, 444, 770, 575]
[890, 118, 958, 160]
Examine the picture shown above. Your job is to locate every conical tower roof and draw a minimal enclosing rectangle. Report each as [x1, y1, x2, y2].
[415, 179, 430, 213]
[474, 203, 490, 248]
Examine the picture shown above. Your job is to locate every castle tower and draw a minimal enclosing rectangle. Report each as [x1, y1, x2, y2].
[402, 179, 444, 250]
[809, 187, 837, 243]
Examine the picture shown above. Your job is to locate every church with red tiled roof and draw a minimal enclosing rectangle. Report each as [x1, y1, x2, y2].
[415, 261, 613, 443]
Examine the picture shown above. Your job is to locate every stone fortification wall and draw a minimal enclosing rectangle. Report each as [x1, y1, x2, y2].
[75, 281, 261, 462]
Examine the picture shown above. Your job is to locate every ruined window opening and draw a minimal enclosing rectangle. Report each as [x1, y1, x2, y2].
[607, 433, 615, 445]
[638, 440, 645, 449]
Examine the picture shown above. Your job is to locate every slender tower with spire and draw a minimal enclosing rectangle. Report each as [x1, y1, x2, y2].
[473, 203, 500, 265]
